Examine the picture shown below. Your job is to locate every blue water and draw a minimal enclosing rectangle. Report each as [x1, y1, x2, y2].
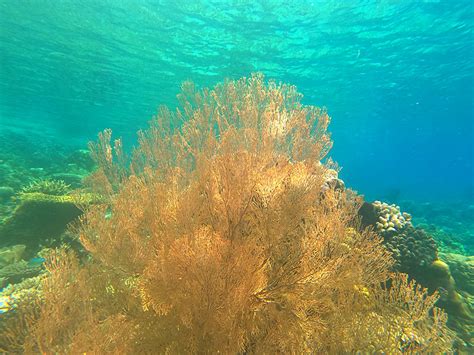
[0, 0, 472, 204]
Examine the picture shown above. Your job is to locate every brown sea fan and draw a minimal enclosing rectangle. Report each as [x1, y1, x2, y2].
[3, 73, 452, 353]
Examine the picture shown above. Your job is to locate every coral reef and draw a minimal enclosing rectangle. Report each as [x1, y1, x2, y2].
[0, 192, 95, 250]
[0, 260, 44, 287]
[437, 253, 474, 347]
[49, 173, 84, 187]
[0, 245, 45, 289]
[441, 253, 474, 295]
[321, 166, 345, 193]
[0, 75, 452, 353]
[0, 274, 44, 312]
[0, 132, 89, 191]
[419, 222, 469, 255]
[0, 275, 44, 351]
[0, 132, 97, 223]
[64, 149, 96, 172]
[0, 186, 14, 202]
[372, 200, 412, 233]
[21, 179, 71, 196]
[359, 200, 438, 275]
[0, 245, 26, 268]
[358, 200, 472, 348]
[401, 200, 474, 255]
[427, 259, 469, 317]
[1, 75, 453, 353]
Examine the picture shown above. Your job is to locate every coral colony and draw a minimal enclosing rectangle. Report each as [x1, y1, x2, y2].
[0, 75, 470, 352]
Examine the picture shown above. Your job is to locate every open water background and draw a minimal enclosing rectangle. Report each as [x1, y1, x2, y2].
[0, 0, 472, 204]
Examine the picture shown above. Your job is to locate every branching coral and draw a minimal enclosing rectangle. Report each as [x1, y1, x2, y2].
[21, 179, 71, 196]
[5, 74, 453, 353]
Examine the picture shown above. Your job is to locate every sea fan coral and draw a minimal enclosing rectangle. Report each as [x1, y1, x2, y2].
[3, 74, 453, 353]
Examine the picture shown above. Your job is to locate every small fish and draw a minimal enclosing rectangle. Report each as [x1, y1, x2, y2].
[28, 257, 46, 267]
[0, 296, 12, 314]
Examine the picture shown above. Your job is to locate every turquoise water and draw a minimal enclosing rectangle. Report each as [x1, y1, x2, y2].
[1, 1, 472, 204]
[0, 1, 473, 350]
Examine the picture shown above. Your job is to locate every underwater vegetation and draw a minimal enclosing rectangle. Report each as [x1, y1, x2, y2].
[0, 74, 456, 353]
